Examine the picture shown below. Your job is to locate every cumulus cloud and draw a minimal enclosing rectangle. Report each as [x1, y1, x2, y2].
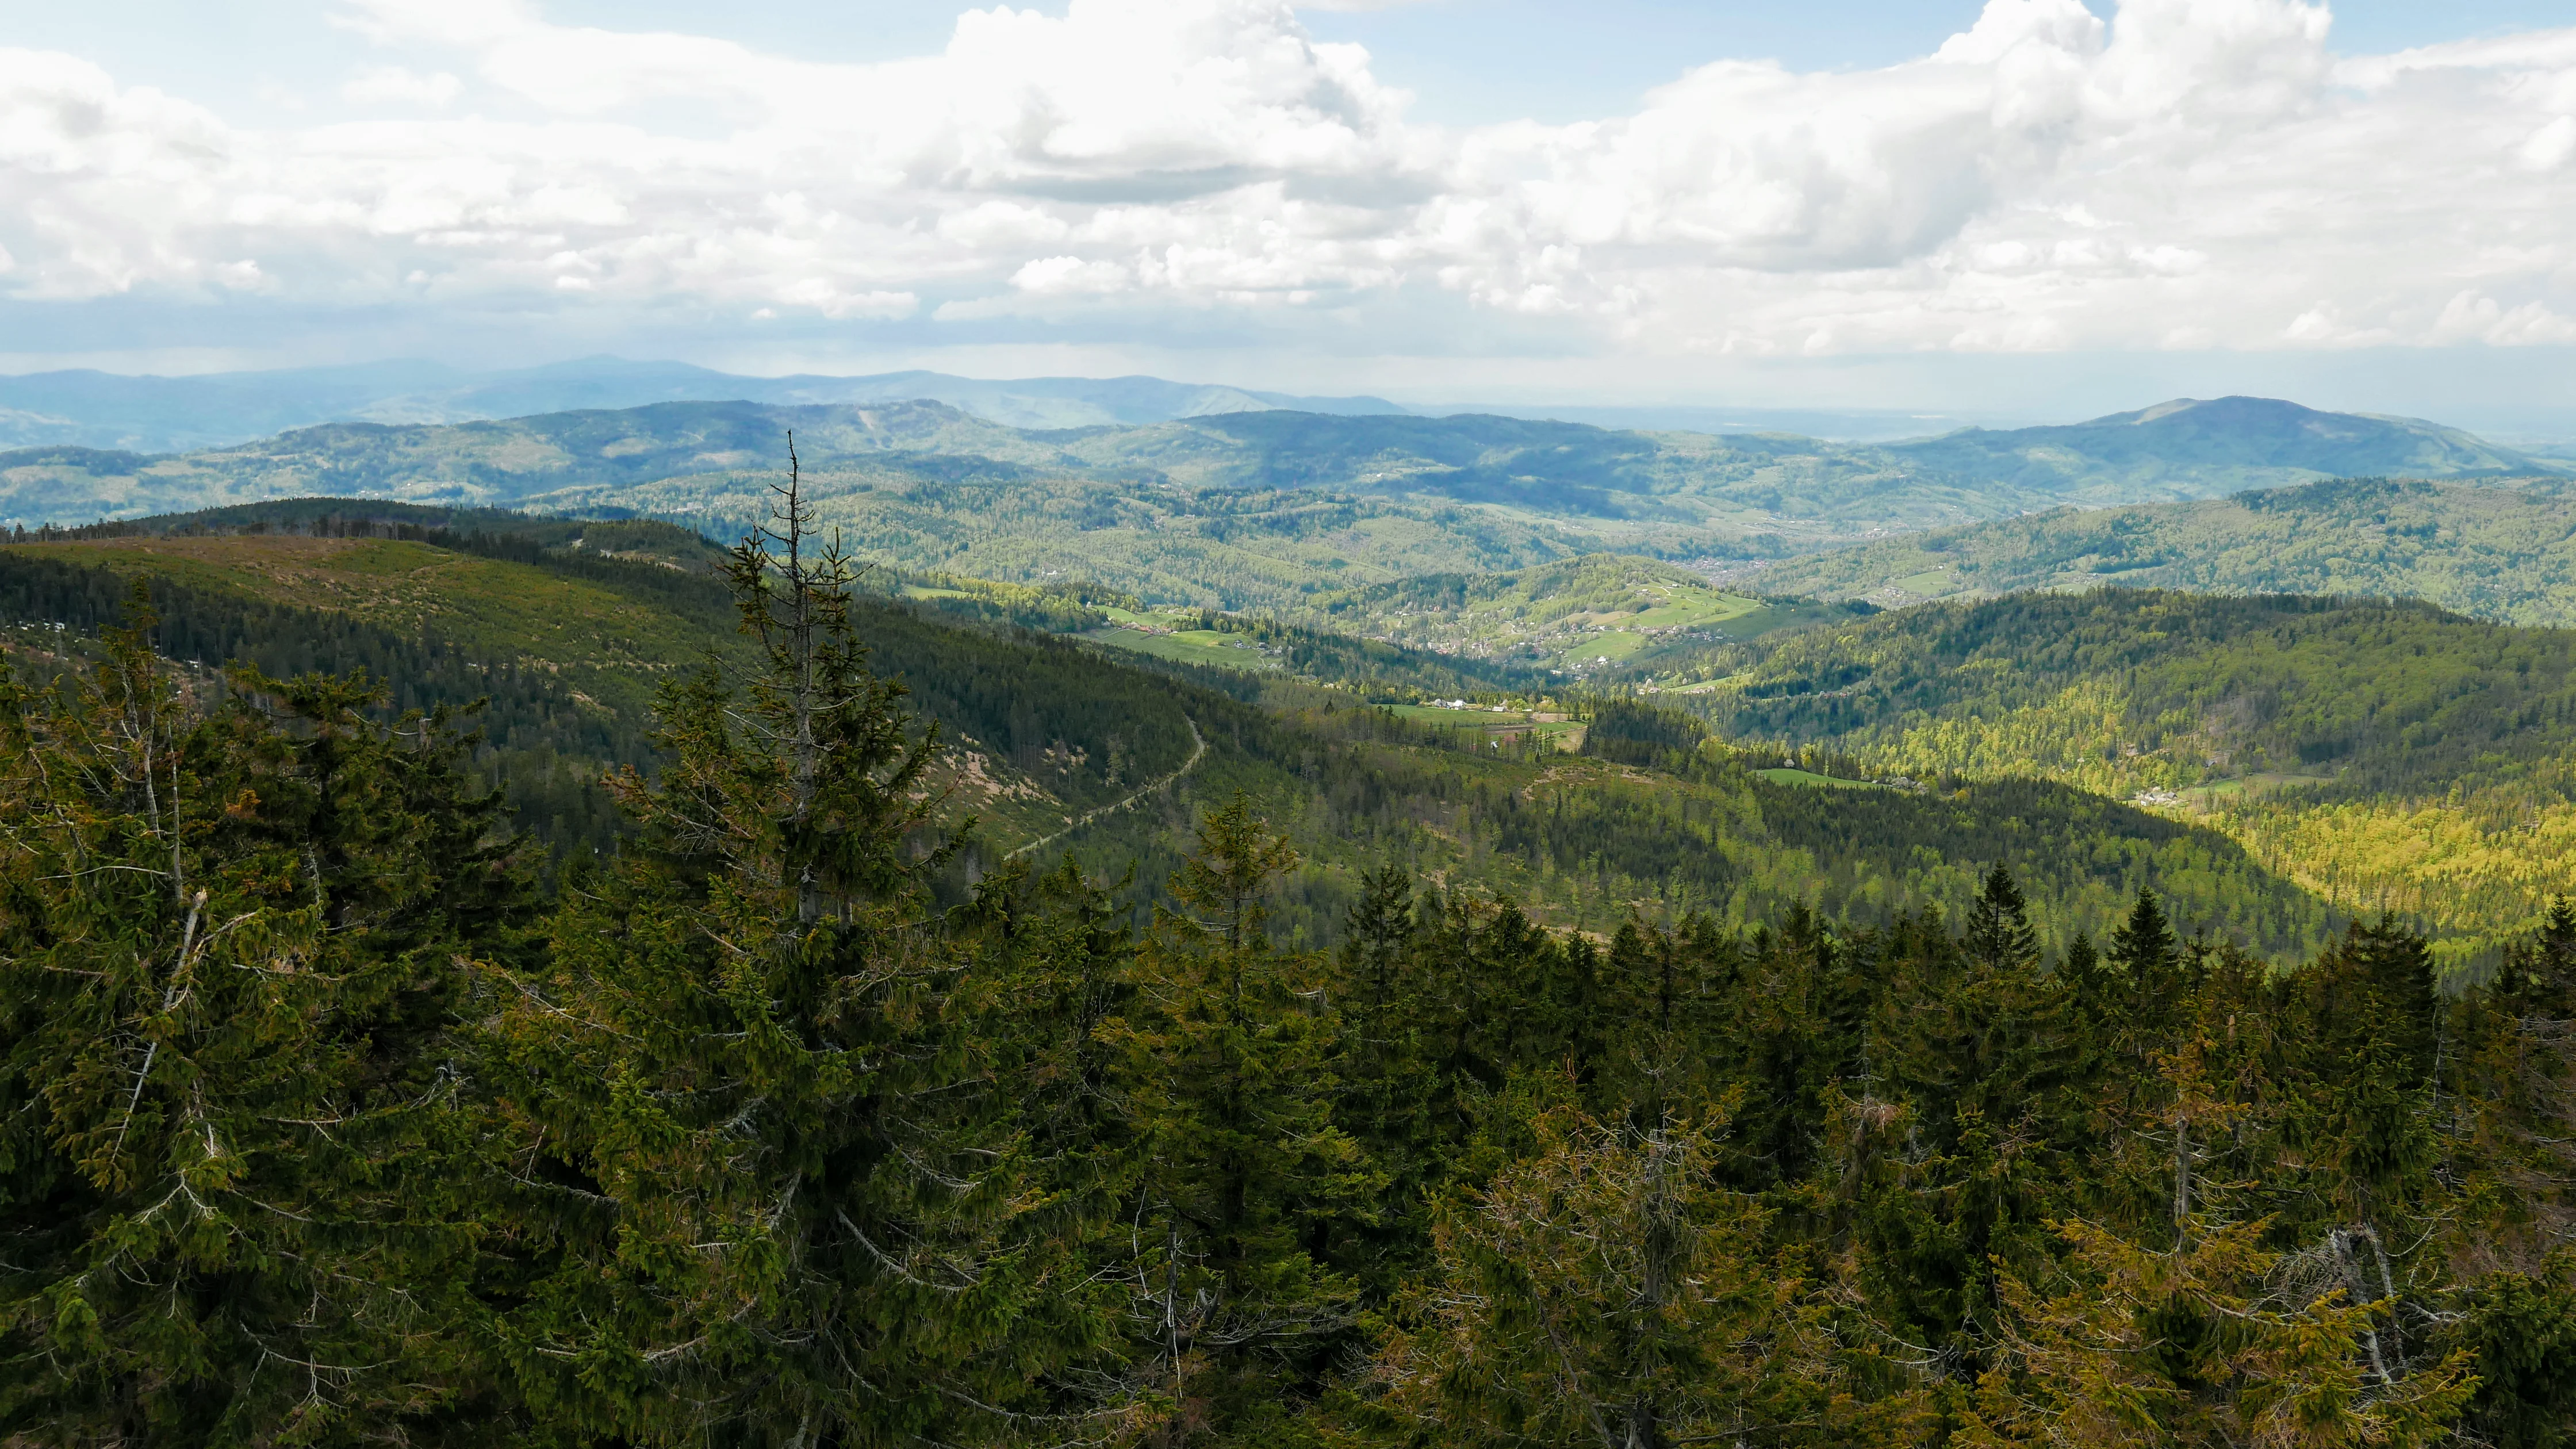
[1, 0, 2573, 361]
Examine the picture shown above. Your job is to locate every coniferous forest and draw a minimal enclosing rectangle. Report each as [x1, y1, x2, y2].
[6, 478, 2576, 1449]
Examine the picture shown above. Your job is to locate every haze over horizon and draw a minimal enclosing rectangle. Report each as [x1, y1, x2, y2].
[9, 1, 2576, 433]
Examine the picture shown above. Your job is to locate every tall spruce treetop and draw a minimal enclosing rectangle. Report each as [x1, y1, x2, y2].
[1341, 862, 1414, 1037]
[1106, 793, 1373, 1446]
[2501, 893, 2576, 1019]
[2109, 887, 2179, 986]
[476, 446, 1105, 1447]
[707, 432, 950, 910]
[1964, 863, 2040, 975]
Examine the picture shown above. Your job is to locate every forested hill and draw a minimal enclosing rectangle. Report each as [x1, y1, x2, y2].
[0, 530, 1206, 859]
[0, 504, 2332, 956]
[1672, 588, 2576, 938]
[6, 393, 2562, 610]
[1312, 551, 1873, 673]
[1751, 474, 2576, 620]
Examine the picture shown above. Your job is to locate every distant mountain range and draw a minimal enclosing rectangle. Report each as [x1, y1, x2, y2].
[0, 357, 1410, 453]
[3, 389, 2564, 609]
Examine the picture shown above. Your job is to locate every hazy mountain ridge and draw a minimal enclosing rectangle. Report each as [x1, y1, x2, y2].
[1884, 395, 2550, 501]
[0, 358, 1411, 453]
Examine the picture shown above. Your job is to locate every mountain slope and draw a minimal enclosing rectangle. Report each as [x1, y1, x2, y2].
[1674, 587, 2576, 942]
[1749, 475, 2576, 623]
[0, 528, 1206, 855]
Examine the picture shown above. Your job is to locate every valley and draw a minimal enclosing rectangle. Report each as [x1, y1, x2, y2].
[23, 458, 2576, 960]
[0, 502, 2330, 957]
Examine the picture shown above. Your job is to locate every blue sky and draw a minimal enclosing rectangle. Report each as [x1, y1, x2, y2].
[26, 1, 2569, 125]
[7, 1, 2576, 430]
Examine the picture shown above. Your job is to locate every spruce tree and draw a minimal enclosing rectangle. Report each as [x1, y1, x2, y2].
[2107, 887, 2183, 1039]
[1854, 874, 2076, 1372]
[1962, 863, 2039, 975]
[473, 457, 1108, 1445]
[1331, 864, 1443, 1300]
[1971, 997, 2475, 1448]
[1101, 793, 1374, 1446]
[1363, 1102, 1891, 1448]
[0, 588, 527, 1444]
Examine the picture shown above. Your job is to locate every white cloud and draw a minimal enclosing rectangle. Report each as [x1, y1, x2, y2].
[1012, 255, 1133, 295]
[2521, 114, 2576, 170]
[1, 0, 2573, 362]
[342, 66, 462, 108]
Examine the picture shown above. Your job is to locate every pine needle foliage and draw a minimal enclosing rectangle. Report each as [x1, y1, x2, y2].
[470, 454, 1105, 1446]
[0, 584, 530, 1446]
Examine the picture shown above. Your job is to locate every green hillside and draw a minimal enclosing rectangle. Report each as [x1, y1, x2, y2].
[1750, 474, 2576, 621]
[1310, 553, 1868, 676]
[1676, 587, 2576, 941]
[18, 500, 2540, 954]
[0, 527, 1206, 857]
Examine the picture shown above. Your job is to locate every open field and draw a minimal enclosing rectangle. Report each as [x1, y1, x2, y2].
[1083, 624, 1284, 672]
[1754, 767, 1884, 789]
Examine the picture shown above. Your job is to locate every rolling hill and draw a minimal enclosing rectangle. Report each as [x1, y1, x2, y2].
[1883, 395, 2547, 501]
[1746, 474, 2576, 623]
[1310, 553, 1871, 675]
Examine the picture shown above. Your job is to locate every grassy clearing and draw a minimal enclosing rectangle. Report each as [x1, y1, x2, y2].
[1627, 590, 1764, 629]
[1083, 626, 1282, 672]
[1754, 767, 1883, 789]
[2172, 771, 2337, 805]
[1709, 601, 1841, 639]
[1387, 703, 1525, 724]
[1383, 702, 1580, 752]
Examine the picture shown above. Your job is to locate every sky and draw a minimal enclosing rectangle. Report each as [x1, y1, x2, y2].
[7, 0, 2576, 430]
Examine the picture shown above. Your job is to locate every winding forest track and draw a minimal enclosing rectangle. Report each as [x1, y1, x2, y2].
[1006, 716, 1206, 861]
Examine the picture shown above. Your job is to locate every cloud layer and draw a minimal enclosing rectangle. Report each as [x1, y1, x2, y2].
[3, 0, 2574, 365]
